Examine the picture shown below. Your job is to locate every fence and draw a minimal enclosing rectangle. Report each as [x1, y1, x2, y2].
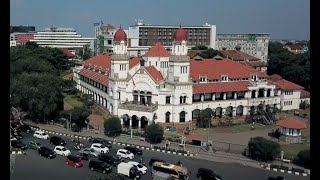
[209, 140, 247, 154]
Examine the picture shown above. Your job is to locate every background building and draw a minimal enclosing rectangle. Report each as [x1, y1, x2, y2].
[94, 22, 118, 54]
[30, 27, 96, 55]
[126, 20, 216, 56]
[10, 25, 36, 33]
[216, 33, 271, 62]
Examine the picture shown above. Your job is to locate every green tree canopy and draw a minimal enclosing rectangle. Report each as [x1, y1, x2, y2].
[248, 136, 280, 162]
[199, 48, 223, 58]
[197, 108, 213, 128]
[294, 149, 310, 169]
[80, 44, 93, 60]
[70, 106, 91, 131]
[145, 123, 164, 143]
[191, 45, 208, 50]
[104, 117, 122, 137]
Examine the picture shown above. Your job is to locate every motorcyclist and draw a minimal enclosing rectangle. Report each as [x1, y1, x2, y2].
[177, 161, 182, 166]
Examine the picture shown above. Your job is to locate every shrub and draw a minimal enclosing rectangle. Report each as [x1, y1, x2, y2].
[248, 137, 281, 162]
[145, 123, 164, 143]
[294, 149, 310, 169]
[104, 117, 122, 137]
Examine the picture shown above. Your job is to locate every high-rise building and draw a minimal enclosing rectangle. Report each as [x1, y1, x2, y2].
[10, 25, 36, 33]
[216, 33, 271, 62]
[94, 23, 118, 55]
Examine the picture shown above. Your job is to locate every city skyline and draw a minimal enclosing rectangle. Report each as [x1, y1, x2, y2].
[10, 0, 309, 40]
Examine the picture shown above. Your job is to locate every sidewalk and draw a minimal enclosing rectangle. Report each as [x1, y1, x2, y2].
[25, 120, 261, 168]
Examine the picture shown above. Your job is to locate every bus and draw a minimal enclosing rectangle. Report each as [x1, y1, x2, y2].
[151, 162, 190, 180]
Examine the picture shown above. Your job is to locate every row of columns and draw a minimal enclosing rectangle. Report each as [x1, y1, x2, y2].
[122, 117, 145, 128]
[79, 85, 107, 108]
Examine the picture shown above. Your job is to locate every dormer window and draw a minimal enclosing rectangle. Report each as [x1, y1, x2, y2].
[199, 76, 207, 82]
[251, 74, 258, 81]
[221, 74, 228, 82]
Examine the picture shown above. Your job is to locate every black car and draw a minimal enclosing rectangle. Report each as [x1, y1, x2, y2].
[38, 147, 56, 159]
[88, 159, 112, 174]
[98, 154, 123, 166]
[124, 146, 143, 155]
[50, 136, 66, 146]
[268, 176, 286, 180]
[11, 129, 23, 140]
[18, 124, 33, 133]
[92, 138, 112, 149]
[11, 140, 28, 150]
[149, 157, 165, 166]
[77, 152, 94, 160]
[197, 168, 222, 180]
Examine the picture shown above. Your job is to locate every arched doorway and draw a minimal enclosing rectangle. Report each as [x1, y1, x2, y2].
[131, 115, 139, 128]
[216, 107, 222, 118]
[140, 116, 148, 128]
[225, 106, 233, 117]
[192, 109, 201, 120]
[165, 112, 171, 123]
[179, 111, 186, 123]
[122, 114, 130, 127]
[146, 92, 152, 106]
[236, 105, 244, 116]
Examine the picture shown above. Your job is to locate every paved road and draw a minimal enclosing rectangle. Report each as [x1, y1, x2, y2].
[11, 132, 310, 180]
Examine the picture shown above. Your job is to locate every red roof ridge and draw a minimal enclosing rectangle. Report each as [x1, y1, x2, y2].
[145, 66, 164, 82]
[144, 42, 171, 57]
[276, 117, 307, 129]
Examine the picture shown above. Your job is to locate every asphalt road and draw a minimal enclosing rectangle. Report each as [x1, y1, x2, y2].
[11, 131, 310, 180]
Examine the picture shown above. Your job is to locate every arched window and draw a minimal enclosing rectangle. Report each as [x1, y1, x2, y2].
[165, 112, 171, 123]
[179, 111, 186, 122]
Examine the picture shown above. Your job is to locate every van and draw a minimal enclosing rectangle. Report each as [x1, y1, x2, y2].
[196, 168, 222, 180]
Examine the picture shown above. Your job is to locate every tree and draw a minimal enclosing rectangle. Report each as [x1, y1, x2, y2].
[299, 101, 310, 110]
[104, 117, 122, 137]
[248, 137, 280, 162]
[80, 44, 93, 61]
[294, 149, 310, 168]
[69, 106, 91, 132]
[197, 108, 213, 128]
[191, 45, 208, 50]
[199, 48, 223, 58]
[145, 123, 164, 143]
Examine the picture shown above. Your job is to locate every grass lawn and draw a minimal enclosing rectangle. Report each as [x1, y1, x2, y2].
[281, 143, 310, 160]
[63, 93, 83, 108]
[195, 123, 273, 135]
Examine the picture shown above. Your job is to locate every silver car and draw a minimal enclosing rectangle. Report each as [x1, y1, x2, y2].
[78, 148, 100, 157]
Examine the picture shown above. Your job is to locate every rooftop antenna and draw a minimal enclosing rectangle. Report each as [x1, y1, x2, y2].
[120, 24, 122, 29]
[179, 23, 182, 28]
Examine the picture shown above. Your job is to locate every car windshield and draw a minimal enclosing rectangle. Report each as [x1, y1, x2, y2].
[35, 142, 41, 146]
[137, 164, 144, 168]
[42, 133, 47, 135]
[126, 151, 131, 154]
[100, 145, 106, 148]
[62, 148, 67, 151]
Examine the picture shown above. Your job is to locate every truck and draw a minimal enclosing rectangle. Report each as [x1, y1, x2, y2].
[153, 171, 175, 180]
[117, 162, 141, 179]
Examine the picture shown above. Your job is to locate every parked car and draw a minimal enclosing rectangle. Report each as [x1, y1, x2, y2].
[11, 128, 23, 139]
[89, 159, 113, 174]
[127, 161, 148, 174]
[79, 148, 100, 157]
[38, 147, 56, 159]
[11, 123, 21, 132]
[66, 155, 83, 168]
[11, 140, 28, 150]
[18, 124, 32, 133]
[11, 135, 17, 141]
[50, 136, 66, 146]
[28, 140, 43, 150]
[92, 138, 112, 149]
[98, 154, 123, 166]
[54, 146, 71, 156]
[76, 152, 93, 160]
[34, 130, 49, 140]
[197, 168, 222, 180]
[149, 157, 165, 166]
[268, 176, 286, 180]
[124, 146, 143, 155]
[90, 143, 109, 154]
[117, 149, 134, 160]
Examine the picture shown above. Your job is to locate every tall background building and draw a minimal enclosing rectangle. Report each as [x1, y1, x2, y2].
[216, 33, 271, 62]
[94, 22, 118, 55]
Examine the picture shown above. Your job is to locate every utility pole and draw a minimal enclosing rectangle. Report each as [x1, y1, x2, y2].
[69, 111, 72, 131]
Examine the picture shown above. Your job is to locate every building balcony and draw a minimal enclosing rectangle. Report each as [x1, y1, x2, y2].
[119, 101, 158, 112]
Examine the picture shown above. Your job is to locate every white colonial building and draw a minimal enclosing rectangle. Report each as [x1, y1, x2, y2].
[73, 27, 309, 128]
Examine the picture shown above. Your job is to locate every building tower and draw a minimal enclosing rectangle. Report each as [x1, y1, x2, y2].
[110, 28, 129, 80]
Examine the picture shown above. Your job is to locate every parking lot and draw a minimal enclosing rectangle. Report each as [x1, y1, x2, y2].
[11, 131, 309, 180]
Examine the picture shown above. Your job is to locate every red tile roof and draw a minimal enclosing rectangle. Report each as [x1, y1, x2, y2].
[143, 42, 171, 57]
[286, 44, 304, 51]
[59, 48, 75, 58]
[102, 24, 115, 29]
[83, 53, 112, 71]
[129, 57, 141, 69]
[79, 68, 109, 87]
[240, 60, 267, 68]
[276, 118, 307, 129]
[145, 66, 164, 81]
[63, 73, 73, 80]
[190, 59, 268, 81]
[300, 90, 310, 98]
[193, 81, 252, 94]
[268, 74, 304, 90]
[221, 50, 260, 61]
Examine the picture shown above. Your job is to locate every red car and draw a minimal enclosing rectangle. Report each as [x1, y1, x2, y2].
[65, 155, 83, 168]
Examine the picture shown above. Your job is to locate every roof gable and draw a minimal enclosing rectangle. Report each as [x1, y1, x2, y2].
[129, 57, 141, 69]
[145, 66, 164, 82]
[221, 50, 260, 61]
[144, 42, 171, 57]
[83, 53, 112, 72]
[268, 75, 304, 90]
[300, 90, 310, 98]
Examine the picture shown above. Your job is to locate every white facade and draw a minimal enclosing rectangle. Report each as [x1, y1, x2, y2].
[74, 31, 305, 128]
[217, 33, 271, 62]
[10, 41, 17, 47]
[30, 27, 95, 52]
[279, 90, 301, 111]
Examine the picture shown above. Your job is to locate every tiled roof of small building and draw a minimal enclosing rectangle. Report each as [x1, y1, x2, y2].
[276, 118, 307, 129]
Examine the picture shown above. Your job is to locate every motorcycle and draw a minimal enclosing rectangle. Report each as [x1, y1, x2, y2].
[74, 142, 84, 150]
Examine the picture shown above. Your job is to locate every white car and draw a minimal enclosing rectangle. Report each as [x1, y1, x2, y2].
[11, 135, 17, 141]
[117, 149, 134, 160]
[127, 161, 148, 174]
[54, 146, 71, 156]
[33, 131, 50, 140]
[90, 143, 109, 154]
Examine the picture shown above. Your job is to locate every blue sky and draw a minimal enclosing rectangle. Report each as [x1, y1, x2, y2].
[10, 0, 309, 40]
